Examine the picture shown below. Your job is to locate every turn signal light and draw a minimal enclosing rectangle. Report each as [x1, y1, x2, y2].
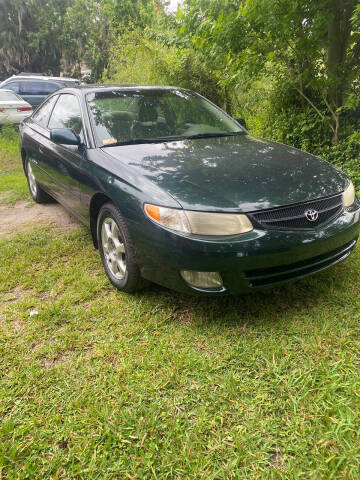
[145, 204, 161, 222]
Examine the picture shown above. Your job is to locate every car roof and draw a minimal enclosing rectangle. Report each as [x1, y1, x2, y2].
[3, 75, 78, 83]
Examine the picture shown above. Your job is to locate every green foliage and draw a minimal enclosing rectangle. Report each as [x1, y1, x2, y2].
[103, 28, 169, 85]
[61, 0, 113, 80]
[0, 124, 19, 143]
[249, 99, 360, 194]
[104, 27, 231, 108]
[0, 0, 71, 76]
[0, 0, 167, 80]
[108, 0, 161, 30]
[177, 0, 360, 143]
[321, 133, 360, 194]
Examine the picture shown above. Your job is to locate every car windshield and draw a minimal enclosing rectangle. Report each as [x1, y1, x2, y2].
[0, 90, 21, 102]
[87, 88, 244, 146]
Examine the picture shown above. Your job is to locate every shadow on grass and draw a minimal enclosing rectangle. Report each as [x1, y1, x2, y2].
[129, 261, 348, 329]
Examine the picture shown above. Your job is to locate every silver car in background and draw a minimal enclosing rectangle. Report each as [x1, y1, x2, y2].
[0, 89, 33, 125]
[0, 75, 80, 108]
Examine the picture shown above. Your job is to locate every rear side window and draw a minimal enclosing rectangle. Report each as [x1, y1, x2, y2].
[5, 82, 20, 93]
[20, 81, 44, 95]
[32, 95, 58, 128]
[48, 94, 83, 135]
[42, 82, 60, 94]
[20, 81, 60, 96]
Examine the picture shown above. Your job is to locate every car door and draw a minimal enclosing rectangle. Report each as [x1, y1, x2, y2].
[24, 94, 59, 191]
[43, 93, 88, 217]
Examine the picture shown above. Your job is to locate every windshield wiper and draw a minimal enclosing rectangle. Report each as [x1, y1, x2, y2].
[101, 138, 168, 147]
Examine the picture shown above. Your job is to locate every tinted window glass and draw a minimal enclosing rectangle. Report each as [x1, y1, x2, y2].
[32, 95, 58, 128]
[5, 82, 20, 93]
[20, 81, 44, 95]
[20, 80, 60, 96]
[0, 91, 22, 102]
[42, 82, 60, 94]
[48, 94, 83, 135]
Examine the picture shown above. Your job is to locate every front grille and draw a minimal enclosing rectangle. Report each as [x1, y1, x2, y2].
[250, 194, 343, 230]
[244, 239, 357, 288]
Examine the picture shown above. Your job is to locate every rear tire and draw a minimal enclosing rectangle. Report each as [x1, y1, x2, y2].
[97, 202, 146, 293]
[25, 157, 52, 203]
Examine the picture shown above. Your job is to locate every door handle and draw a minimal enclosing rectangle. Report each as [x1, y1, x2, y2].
[39, 147, 44, 154]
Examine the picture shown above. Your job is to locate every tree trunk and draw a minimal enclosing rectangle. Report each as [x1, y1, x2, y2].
[327, 0, 355, 142]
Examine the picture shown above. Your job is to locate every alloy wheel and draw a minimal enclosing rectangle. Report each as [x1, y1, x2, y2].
[27, 161, 37, 197]
[101, 217, 127, 280]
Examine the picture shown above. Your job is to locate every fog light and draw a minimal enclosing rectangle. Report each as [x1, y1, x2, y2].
[180, 270, 223, 289]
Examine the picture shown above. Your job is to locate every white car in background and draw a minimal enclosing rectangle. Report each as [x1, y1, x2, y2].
[0, 89, 33, 125]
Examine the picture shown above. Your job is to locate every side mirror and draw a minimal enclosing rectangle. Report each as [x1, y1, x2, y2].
[50, 128, 81, 146]
[236, 118, 247, 130]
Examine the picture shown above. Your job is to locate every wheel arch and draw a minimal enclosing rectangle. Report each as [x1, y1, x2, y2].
[21, 148, 27, 173]
[89, 192, 115, 249]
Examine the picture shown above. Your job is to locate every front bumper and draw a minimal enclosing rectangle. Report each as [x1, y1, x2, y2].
[131, 200, 360, 294]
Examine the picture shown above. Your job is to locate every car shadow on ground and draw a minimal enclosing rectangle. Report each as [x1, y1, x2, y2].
[130, 264, 347, 330]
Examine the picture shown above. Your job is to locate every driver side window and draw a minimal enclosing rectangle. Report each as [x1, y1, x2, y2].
[48, 94, 83, 136]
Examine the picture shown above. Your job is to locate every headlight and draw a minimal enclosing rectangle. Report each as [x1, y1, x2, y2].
[144, 204, 253, 235]
[343, 181, 355, 207]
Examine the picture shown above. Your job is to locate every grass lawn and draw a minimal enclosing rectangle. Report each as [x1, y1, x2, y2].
[0, 127, 29, 205]
[1, 133, 360, 479]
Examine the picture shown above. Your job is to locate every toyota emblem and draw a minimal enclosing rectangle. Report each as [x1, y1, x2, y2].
[305, 209, 319, 222]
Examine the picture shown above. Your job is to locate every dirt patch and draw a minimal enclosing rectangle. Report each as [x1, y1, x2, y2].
[171, 305, 194, 325]
[270, 450, 286, 470]
[3, 286, 31, 302]
[12, 320, 23, 331]
[194, 341, 215, 356]
[0, 191, 13, 202]
[0, 201, 81, 238]
[42, 353, 69, 368]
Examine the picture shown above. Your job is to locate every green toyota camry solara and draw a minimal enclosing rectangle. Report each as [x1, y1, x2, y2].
[19, 85, 360, 294]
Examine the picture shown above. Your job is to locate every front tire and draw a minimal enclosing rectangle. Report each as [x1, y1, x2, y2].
[97, 202, 145, 293]
[25, 157, 52, 203]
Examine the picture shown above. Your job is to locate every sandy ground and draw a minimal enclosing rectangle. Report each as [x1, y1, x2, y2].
[0, 201, 81, 238]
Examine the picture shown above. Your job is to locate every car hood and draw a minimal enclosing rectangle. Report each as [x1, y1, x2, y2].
[105, 134, 348, 212]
